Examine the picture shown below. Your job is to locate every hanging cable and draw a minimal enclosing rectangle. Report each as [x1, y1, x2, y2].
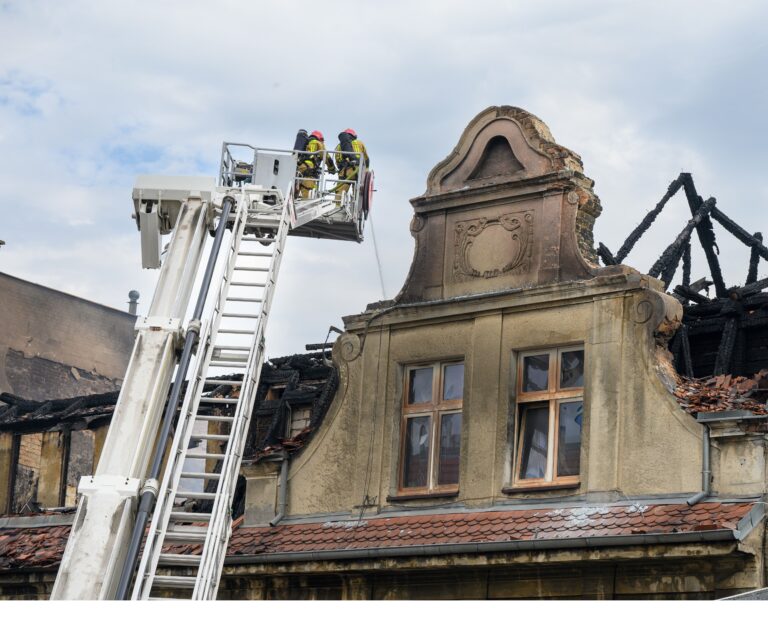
[368, 211, 387, 300]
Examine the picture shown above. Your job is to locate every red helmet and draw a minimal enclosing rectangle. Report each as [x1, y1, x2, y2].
[310, 130, 324, 141]
[342, 128, 357, 137]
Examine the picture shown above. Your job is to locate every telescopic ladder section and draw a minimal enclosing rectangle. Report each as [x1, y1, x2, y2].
[132, 188, 291, 600]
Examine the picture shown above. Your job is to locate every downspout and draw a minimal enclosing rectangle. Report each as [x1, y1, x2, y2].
[687, 422, 711, 506]
[269, 454, 289, 526]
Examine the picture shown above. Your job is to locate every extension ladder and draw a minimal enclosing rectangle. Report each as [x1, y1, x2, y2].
[131, 187, 291, 600]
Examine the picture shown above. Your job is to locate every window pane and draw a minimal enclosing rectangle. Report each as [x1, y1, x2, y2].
[557, 401, 582, 477]
[518, 405, 549, 480]
[408, 368, 433, 404]
[560, 350, 584, 389]
[522, 354, 549, 392]
[65, 430, 94, 507]
[437, 413, 461, 485]
[402, 416, 431, 488]
[442, 364, 464, 401]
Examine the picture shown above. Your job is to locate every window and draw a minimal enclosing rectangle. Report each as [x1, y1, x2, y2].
[514, 347, 584, 487]
[399, 361, 464, 494]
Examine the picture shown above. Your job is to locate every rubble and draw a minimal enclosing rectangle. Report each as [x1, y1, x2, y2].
[674, 369, 768, 415]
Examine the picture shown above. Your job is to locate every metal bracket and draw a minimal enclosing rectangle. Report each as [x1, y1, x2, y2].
[134, 316, 182, 334]
[78, 475, 142, 499]
[140, 478, 160, 499]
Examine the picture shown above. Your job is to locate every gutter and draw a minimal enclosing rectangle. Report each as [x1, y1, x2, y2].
[269, 453, 289, 527]
[224, 529, 736, 565]
[687, 419, 712, 506]
[226, 502, 765, 566]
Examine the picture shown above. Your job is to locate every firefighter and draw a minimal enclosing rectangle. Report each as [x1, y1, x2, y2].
[296, 130, 336, 199]
[333, 129, 369, 205]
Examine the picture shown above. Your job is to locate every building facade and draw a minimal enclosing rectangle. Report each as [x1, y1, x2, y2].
[1, 106, 767, 599]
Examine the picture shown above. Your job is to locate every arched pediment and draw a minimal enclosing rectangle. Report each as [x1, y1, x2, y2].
[424, 106, 584, 196]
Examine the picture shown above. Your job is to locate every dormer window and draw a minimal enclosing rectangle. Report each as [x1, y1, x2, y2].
[398, 361, 464, 495]
[513, 347, 584, 488]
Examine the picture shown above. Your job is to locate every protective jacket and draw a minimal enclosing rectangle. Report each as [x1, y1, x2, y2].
[334, 139, 369, 170]
[302, 138, 336, 173]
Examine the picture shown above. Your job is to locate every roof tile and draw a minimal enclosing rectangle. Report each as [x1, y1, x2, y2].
[0, 501, 757, 570]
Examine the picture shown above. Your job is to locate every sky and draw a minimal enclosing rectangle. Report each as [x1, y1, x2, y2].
[1, 0, 767, 358]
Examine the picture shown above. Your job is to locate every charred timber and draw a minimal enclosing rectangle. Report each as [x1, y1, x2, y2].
[597, 242, 617, 266]
[615, 175, 684, 263]
[681, 174, 727, 298]
[648, 198, 715, 279]
[747, 232, 763, 286]
[710, 207, 768, 261]
[714, 316, 739, 375]
[680, 324, 694, 377]
[682, 241, 692, 288]
[673, 285, 711, 305]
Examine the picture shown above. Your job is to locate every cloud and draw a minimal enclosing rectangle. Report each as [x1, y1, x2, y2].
[0, 1, 767, 356]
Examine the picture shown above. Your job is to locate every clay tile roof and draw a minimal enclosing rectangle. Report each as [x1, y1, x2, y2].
[2, 501, 756, 570]
[0, 502, 754, 570]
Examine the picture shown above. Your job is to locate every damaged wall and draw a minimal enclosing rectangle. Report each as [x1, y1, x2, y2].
[0, 272, 136, 400]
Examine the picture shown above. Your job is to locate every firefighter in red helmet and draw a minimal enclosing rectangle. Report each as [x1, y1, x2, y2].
[333, 128, 369, 204]
[297, 130, 336, 199]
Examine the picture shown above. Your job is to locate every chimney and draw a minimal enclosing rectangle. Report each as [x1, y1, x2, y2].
[128, 290, 140, 316]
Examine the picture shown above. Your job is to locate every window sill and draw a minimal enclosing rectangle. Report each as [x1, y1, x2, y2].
[387, 490, 459, 503]
[502, 482, 580, 495]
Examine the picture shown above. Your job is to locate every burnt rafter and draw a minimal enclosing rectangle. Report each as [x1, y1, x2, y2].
[603, 173, 768, 379]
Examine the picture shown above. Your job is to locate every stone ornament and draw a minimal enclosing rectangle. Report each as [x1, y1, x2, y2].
[453, 211, 534, 280]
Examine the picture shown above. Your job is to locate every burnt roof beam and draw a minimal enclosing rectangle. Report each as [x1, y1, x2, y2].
[709, 207, 768, 261]
[615, 174, 685, 263]
[747, 232, 763, 286]
[648, 197, 715, 280]
[681, 174, 727, 298]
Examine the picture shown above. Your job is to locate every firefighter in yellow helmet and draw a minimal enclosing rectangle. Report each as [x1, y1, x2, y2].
[333, 129, 369, 205]
[296, 130, 336, 199]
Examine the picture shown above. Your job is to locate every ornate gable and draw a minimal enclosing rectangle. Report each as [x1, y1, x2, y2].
[397, 106, 602, 302]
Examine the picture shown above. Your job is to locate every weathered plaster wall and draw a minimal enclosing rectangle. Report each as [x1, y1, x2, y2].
[266, 269, 702, 520]
[0, 272, 135, 400]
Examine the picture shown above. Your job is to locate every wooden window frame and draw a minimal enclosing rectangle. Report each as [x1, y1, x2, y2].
[398, 361, 463, 496]
[513, 346, 584, 489]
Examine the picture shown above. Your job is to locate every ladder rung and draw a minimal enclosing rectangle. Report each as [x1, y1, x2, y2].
[190, 433, 230, 442]
[152, 575, 197, 589]
[241, 237, 275, 243]
[195, 414, 235, 423]
[217, 328, 256, 334]
[213, 345, 250, 351]
[197, 397, 238, 404]
[169, 511, 212, 522]
[164, 531, 207, 544]
[225, 297, 262, 303]
[158, 553, 202, 567]
[181, 471, 221, 480]
[221, 312, 260, 318]
[175, 491, 217, 501]
[209, 361, 250, 367]
[230, 281, 266, 287]
[234, 266, 266, 271]
[203, 380, 241, 385]
[237, 251, 272, 257]
[186, 452, 225, 461]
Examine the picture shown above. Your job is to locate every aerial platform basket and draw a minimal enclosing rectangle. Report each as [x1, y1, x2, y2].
[219, 141, 373, 243]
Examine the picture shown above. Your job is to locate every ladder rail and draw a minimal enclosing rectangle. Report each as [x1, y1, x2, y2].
[193, 196, 291, 599]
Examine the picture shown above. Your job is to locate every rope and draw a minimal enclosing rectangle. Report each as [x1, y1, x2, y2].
[368, 211, 387, 299]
